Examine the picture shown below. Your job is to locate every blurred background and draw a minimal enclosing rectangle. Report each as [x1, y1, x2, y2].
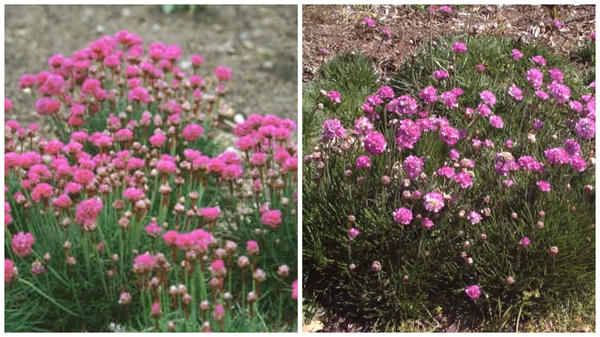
[5, 5, 298, 129]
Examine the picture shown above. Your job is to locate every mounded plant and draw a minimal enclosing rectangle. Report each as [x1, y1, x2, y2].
[5, 30, 298, 332]
[303, 35, 595, 331]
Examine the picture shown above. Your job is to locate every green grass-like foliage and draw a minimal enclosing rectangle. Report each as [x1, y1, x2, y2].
[5, 33, 297, 332]
[303, 35, 595, 331]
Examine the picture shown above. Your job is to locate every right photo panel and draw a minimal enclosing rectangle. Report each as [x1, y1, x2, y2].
[302, 5, 595, 332]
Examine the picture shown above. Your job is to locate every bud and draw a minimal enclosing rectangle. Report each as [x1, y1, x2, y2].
[371, 261, 382, 272]
[506, 276, 515, 285]
[253, 268, 267, 282]
[118, 291, 132, 305]
[247, 291, 258, 303]
[277, 265, 290, 278]
[237, 255, 249, 268]
[549, 246, 559, 256]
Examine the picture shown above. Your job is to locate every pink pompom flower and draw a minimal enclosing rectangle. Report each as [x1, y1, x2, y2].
[261, 209, 283, 228]
[12, 232, 35, 257]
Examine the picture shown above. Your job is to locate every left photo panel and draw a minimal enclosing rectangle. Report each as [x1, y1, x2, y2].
[4, 5, 298, 332]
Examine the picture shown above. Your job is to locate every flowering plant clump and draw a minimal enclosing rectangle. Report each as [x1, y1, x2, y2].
[5, 30, 297, 332]
[303, 36, 594, 330]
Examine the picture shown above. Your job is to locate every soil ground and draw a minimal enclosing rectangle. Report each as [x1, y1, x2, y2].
[5, 5, 298, 134]
[303, 5, 595, 83]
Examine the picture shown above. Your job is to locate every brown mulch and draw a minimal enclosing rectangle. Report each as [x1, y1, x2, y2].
[303, 5, 595, 82]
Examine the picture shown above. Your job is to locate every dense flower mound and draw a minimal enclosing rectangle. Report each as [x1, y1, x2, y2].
[5, 30, 297, 332]
[303, 35, 594, 330]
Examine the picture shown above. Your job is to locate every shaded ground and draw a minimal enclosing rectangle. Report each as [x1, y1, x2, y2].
[5, 5, 297, 132]
[303, 5, 595, 82]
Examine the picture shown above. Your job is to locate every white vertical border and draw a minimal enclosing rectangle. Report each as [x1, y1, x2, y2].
[297, 2, 303, 333]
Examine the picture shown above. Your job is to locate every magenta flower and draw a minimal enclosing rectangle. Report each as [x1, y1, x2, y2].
[74, 198, 103, 227]
[434, 70, 449, 80]
[214, 65, 232, 81]
[353, 117, 374, 136]
[396, 119, 421, 150]
[489, 115, 504, 129]
[575, 118, 595, 139]
[363, 17, 376, 28]
[479, 90, 497, 107]
[327, 90, 342, 103]
[530, 55, 547, 66]
[5, 259, 16, 283]
[393, 207, 413, 225]
[355, 155, 372, 169]
[536, 181, 551, 192]
[322, 119, 346, 141]
[467, 211, 482, 225]
[519, 237, 531, 247]
[512, 49, 524, 60]
[423, 192, 445, 213]
[145, 221, 163, 238]
[291, 280, 298, 300]
[403, 155, 423, 179]
[452, 42, 467, 53]
[182, 123, 204, 142]
[11, 232, 35, 257]
[439, 125, 460, 147]
[465, 285, 481, 301]
[526, 68, 544, 89]
[364, 131, 387, 155]
[348, 228, 360, 240]
[508, 85, 523, 101]
[419, 86, 438, 104]
[261, 209, 283, 228]
[246, 240, 260, 255]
